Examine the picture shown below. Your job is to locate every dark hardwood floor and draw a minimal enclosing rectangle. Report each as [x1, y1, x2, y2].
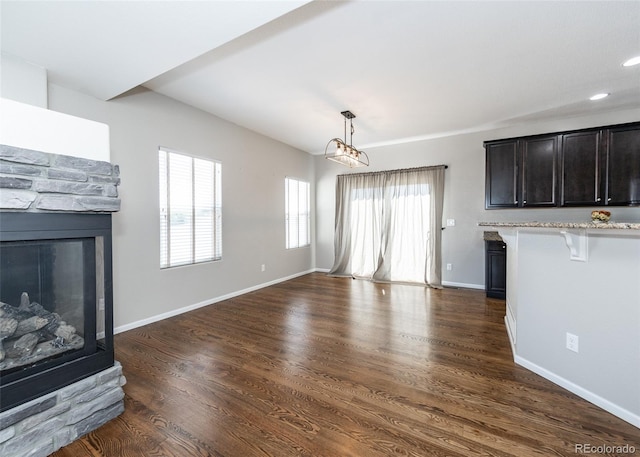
[52, 273, 639, 456]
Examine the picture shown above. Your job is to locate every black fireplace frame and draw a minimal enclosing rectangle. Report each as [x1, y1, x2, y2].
[0, 212, 114, 412]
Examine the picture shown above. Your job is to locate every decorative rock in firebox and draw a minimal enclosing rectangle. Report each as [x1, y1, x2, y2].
[0, 292, 83, 369]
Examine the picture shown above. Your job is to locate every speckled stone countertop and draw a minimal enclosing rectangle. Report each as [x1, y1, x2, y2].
[479, 221, 640, 230]
[483, 231, 503, 241]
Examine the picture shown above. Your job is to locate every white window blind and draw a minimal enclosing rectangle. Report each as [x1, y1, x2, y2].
[159, 148, 222, 268]
[285, 177, 310, 249]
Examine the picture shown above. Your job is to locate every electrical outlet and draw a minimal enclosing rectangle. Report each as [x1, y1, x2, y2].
[566, 333, 579, 353]
[446, 219, 456, 227]
[261, 264, 266, 272]
[446, 263, 452, 271]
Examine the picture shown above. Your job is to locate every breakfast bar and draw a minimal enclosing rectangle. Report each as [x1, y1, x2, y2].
[479, 221, 640, 428]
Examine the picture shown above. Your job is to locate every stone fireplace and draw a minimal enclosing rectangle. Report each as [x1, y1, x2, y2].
[0, 143, 125, 456]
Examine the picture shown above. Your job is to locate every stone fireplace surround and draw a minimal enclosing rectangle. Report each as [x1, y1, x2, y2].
[0, 143, 125, 457]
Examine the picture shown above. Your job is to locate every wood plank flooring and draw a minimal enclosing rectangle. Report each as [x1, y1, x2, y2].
[52, 273, 640, 456]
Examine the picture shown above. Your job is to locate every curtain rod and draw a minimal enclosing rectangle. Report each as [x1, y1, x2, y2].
[337, 164, 447, 178]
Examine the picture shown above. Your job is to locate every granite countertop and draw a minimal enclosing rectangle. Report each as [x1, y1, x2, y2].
[483, 231, 503, 241]
[479, 221, 640, 230]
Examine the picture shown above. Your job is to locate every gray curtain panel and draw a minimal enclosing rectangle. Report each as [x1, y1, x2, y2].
[329, 165, 445, 288]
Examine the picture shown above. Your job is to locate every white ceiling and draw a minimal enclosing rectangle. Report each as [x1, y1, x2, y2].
[2, 1, 639, 154]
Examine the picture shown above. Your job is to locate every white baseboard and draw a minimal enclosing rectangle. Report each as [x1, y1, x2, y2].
[504, 316, 516, 356]
[442, 280, 484, 290]
[505, 305, 516, 347]
[314, 270, 484, 290]
[114, 269, 316, 335]
[514, 355, 640, 429]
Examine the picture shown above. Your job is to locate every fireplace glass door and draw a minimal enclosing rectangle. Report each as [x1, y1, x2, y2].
[1, 237, 98, 376]
[0, 212, 113, 412]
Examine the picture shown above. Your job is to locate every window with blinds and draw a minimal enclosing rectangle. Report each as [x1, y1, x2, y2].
[285, 177, 310, 249]
[159, 148, 222, 268]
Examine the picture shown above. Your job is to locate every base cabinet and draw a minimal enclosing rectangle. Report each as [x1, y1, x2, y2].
[485, 240, 506, 299]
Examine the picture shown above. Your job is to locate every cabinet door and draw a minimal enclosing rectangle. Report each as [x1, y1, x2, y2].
[606, 126, 640, 205]
[485, 140, 519, 209]
[560, 130, 603, 206]
[485, 241, 506, 299]
[521, 136, 557, 207]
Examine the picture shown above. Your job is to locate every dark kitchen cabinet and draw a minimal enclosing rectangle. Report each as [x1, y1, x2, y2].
[560, 130, 603, 206]
[485, 121, 640, 209]
[485, 140, 519, 208]
[485, 136, 557, 209]
[485, 240, 506, 299]
[605, 125, 640, 206]
[521, 135, 558, 207]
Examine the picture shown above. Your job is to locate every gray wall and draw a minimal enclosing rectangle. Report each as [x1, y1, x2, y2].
[47, 80, 640, 330]
[48, 84, 314, 330]
[514, 229, 640, 420]
[315, 109, 640, 288]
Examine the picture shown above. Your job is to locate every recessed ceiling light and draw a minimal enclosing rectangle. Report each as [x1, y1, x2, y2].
[622, 56, 640, 67]
[589, 93, 609, 101]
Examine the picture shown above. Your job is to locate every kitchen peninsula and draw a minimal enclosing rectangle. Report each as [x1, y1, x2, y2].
[479, 221, 640, 428]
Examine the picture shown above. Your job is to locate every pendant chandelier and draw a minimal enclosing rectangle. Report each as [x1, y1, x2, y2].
[324, 110, 369, 168]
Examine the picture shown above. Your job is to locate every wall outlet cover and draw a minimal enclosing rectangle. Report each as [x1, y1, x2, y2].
[566, 333, 579, 353]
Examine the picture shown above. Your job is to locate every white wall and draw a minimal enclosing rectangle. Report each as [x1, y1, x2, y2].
[1, 54, 109, 161]
[48, 84, 314, 331]
[0, 97, 110, 161]
[315, 108, 640, 288]
[1, 53, 47, 108]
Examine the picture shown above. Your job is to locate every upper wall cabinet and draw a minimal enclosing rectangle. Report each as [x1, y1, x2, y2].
[485, 140, 519, 208]
[485, 122, 640, 209]
[521, 135, 558, 207]
[560, 130, 603, 206]
[485, 135, 558, 209]
[606, 125, 640, 206]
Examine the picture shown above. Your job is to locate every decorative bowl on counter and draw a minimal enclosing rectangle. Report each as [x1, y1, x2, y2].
[591, 210, 611, 223]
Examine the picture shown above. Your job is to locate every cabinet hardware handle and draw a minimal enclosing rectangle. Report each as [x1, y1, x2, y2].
[608, 198, 612, 202]
[523, 200, 527, 204]
[597, 198, 601, 202]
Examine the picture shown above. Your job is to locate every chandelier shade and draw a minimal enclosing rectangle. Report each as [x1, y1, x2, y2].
[324, 111, 369, 168]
